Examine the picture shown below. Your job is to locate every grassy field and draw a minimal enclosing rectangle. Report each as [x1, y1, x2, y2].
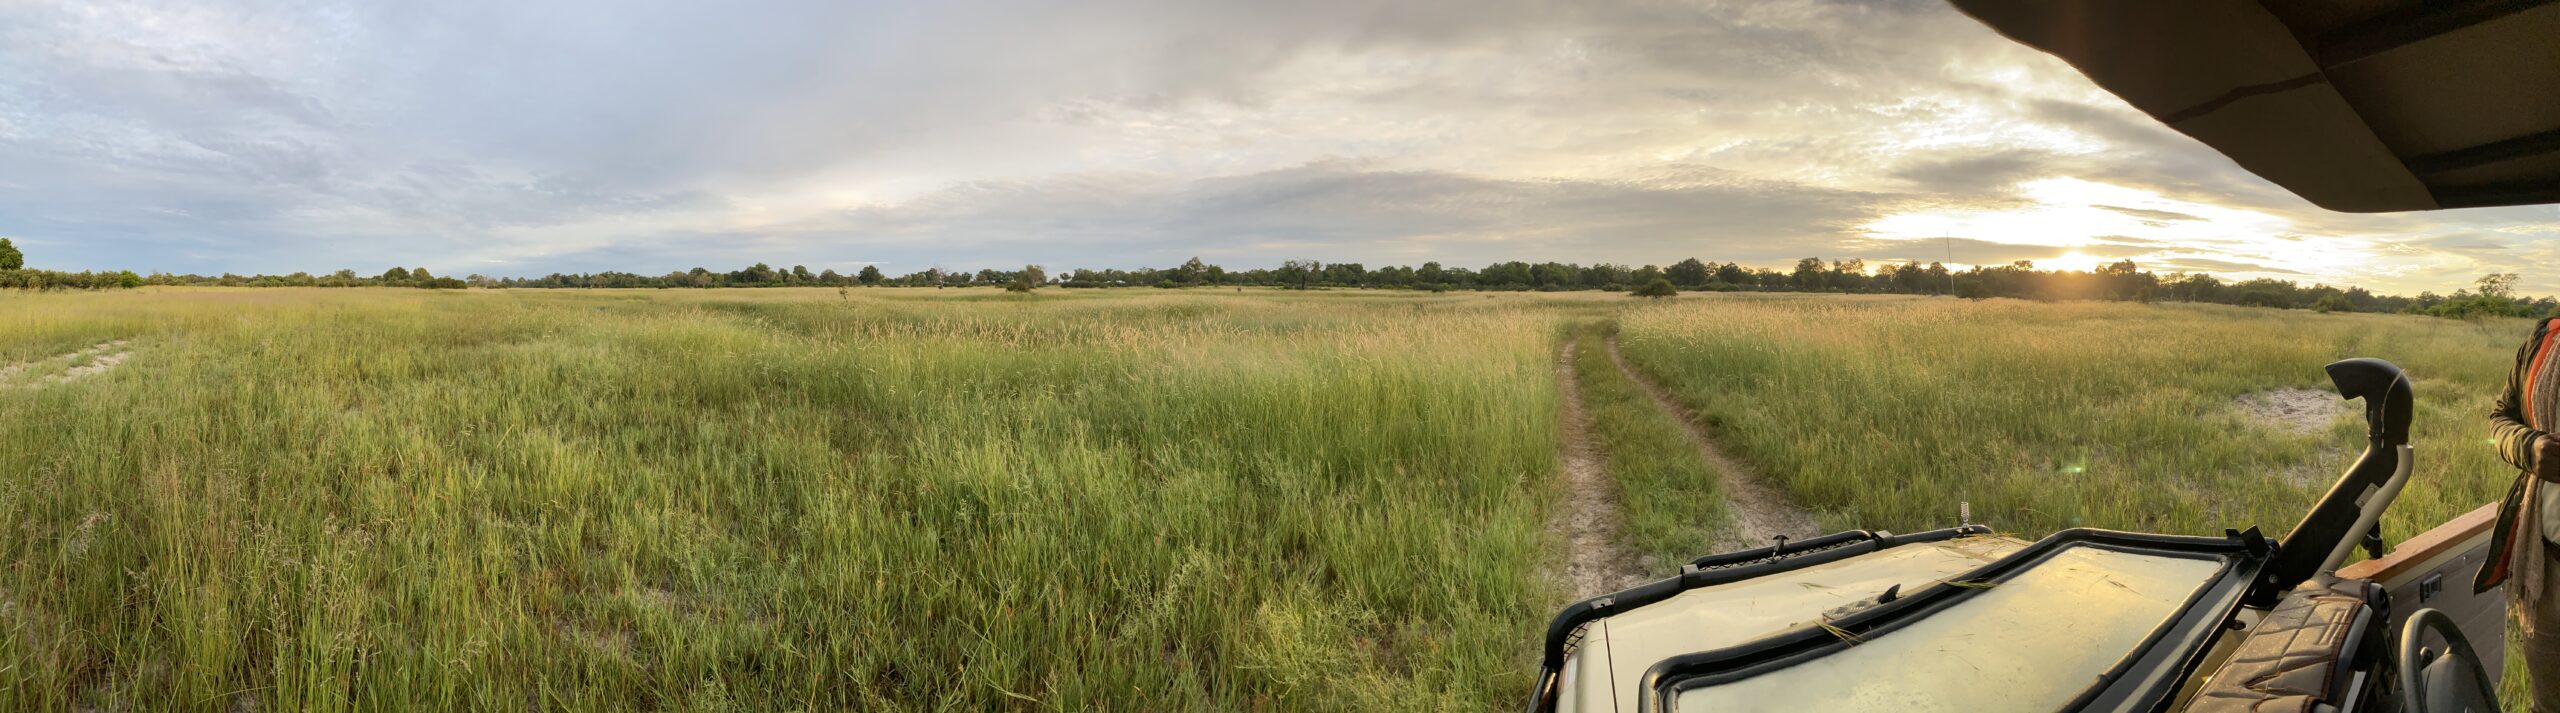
[1612, 294, 2522, 543]
[1613, 294, 2536, 707]
[1, 287, 2541, 710]
[0, 288, 1621, 711]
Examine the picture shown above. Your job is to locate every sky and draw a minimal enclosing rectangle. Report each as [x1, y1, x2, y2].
[0, 0, 2551, 293]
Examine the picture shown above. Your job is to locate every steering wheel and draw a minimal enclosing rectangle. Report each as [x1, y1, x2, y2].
[2398, 608, 2500, 713]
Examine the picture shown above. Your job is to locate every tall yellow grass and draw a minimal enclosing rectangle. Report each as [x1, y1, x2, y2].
[3, 287, 2540, 709]
[0, 287, 1597, 711]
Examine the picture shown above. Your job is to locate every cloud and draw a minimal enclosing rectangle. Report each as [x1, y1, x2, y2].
[0, 0, 2545, 294]
[2094, 205, 2203, 223]
[1890, 151, 2056, 194]
[526, 162, 1897, 273]
[2150, 258, 2306, 276]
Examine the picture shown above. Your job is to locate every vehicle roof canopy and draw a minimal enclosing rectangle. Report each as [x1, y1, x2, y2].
[1949, 0, 2560, 212]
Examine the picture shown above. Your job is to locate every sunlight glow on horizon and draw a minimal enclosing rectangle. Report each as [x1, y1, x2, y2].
[1856, 177, 2384, 280]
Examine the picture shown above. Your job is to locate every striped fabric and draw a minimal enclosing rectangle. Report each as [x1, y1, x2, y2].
[2531, 330, 2560, 547]
[2531, 329, 2560, 432]
[2483, 318, 2559, 597]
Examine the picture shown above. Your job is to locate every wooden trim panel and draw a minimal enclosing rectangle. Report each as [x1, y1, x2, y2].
[2337, 502, 2499, 583]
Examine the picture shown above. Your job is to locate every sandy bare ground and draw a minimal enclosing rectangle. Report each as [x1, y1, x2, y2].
[2, 340, 134, 388]
[1550, 340, 1651, 600]
[2235, 388, 2348, 435]
[1604, 335, 1820, 554]
[2235, 388, 2353, 487]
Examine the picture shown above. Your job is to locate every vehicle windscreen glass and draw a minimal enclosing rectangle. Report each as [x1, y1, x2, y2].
[1672, 545, 2225, 713]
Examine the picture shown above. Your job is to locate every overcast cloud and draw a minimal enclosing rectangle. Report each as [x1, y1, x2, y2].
[1, 0, 2550, 292]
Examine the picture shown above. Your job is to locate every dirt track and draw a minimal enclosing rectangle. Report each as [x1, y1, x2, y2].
[1549, 340, 1649, 599]
[1603, 335, 1819, 554]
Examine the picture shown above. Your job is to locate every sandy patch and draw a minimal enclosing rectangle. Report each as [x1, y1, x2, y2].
[2236, 388, 2349, 436]
[1605, 335, 1821, 554]
[2234, 388, 2354, 488]
[3, 339, 134, 388]
[1550, 340, 1649, 600]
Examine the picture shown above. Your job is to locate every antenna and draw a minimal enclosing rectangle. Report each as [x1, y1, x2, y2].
[1945, 235, 1956, 296]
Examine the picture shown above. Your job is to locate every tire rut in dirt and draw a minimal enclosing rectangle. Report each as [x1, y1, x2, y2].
[1603, 334, 1820, 553]
[1549, 339, 1650, 600]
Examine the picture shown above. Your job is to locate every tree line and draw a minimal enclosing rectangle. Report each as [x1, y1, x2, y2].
[485, 256, 2548, 318]
[2, 235, 2549, 319]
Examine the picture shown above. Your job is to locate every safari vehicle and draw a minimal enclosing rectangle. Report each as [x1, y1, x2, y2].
[1529, 358, 2504, 712]
[1527, 1, 2558, 711]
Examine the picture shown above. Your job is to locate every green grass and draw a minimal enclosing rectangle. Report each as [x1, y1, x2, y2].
[3, 287, 2545, 710]
[1566, 327, 1731, 563]
[0, 287, 1604, 711]
[1612, 294, 2518, 540]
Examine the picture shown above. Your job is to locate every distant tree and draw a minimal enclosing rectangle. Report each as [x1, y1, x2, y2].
[2231, 278, 2299, 309]
[117, 270, 143, 288]
[1527, 261, 1574, 288]
[1324, 262, 1367, 286]
[1667, 258, 1711, 287]
[0, 238, 21, 270]
[2414, 273, 2535, 319]
[1582, 263, 1628, 288]
[2312, 294, 2354, 313]
[1480, 261, 1532, 287]
[1827, 258, 1866, 291]
[1632, 278, 1678, 298]
[2478, 273, 2521, 300]
[381, 266, 411, 283]
[1008, 264, 1048, 293]
[858, 265, 884, 285]
[1277, 260, 1319, 289]
[1792, 257, 1825, 289]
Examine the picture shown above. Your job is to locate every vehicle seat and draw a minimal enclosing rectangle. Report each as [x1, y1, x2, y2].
[2186, 573, 2388, 713]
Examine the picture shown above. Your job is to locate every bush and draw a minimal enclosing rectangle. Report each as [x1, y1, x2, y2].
[1631, 278, 1678, 298]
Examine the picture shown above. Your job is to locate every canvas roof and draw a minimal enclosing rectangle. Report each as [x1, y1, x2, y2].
[1950, 0, 2560, 212]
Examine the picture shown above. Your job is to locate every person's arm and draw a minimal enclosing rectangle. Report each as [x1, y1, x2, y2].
[2491, 319, 2559, 480]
